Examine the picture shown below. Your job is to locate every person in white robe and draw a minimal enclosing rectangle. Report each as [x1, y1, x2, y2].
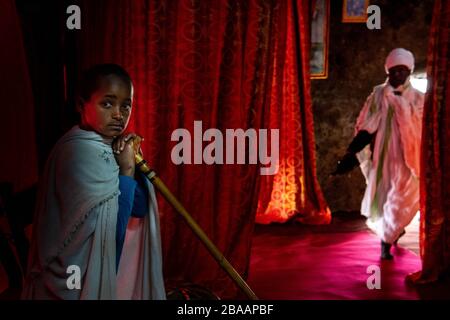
[334, 48, 424, 259]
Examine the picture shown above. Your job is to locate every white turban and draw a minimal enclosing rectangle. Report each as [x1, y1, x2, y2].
[384, 48, 415, 73]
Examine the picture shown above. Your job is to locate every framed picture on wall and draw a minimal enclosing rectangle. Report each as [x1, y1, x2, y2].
[310, 0, 330, 79]
[342, 0, 369, 23]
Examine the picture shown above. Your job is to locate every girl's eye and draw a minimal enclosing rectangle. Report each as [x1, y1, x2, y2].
[122, 104, 132, 111]
[102, 101, 113, 108]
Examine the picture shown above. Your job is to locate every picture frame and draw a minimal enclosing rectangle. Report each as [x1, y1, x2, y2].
[342, 0, 369, 23]
[310, 0, 330, 79]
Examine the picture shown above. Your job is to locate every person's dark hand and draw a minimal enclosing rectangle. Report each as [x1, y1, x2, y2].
[331, 152, 359, 176]
[113, 133, 139, 177]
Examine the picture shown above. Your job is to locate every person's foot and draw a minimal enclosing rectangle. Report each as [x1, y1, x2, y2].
[381, 241, 393, 260]
[393, 230, 406, 245]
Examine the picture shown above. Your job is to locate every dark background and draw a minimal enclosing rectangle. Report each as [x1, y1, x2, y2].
[15, 0, 80, 172]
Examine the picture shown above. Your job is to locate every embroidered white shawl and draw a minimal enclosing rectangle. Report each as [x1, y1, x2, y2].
[22, 126, 165, 299]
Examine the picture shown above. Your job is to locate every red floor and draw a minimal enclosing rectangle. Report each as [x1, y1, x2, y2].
[2, 214, 449, 300]
[247, 221, 423, 300]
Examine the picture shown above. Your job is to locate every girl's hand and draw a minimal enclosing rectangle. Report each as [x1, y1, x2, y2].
[113, 133, 139, 177]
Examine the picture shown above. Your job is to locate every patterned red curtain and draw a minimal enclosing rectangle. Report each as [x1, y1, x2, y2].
[407, 0, 450, 284]
[78, 0, 329, 297]
[255, 0, 331, 224]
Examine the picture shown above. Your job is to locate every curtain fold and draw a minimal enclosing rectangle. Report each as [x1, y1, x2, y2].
[75, 0, 329, 298]
[255, 0, 331, 224]
[0, 0, 38, 193]
[407, 0, 450, 284]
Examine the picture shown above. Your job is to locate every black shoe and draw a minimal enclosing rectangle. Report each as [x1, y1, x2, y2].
[381, 241, 393, 260]
[393, 230, 406, 245]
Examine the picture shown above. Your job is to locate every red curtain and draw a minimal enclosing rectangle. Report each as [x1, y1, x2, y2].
[255, 0, 330, 224]
[0, 0, 38, 193]
[407, 0, 450, 284]
[77, 0, 328, 298]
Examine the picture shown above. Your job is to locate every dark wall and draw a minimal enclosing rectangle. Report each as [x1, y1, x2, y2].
[15, 0, 80, 172]
[312, 0, 433, 212]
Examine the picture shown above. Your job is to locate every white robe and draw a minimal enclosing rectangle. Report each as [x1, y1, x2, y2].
[22, 126, 166, 299]
[355, 80, 424, 244]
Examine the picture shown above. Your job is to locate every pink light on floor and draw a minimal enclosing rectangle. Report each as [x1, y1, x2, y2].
[248, 227, 421, 300]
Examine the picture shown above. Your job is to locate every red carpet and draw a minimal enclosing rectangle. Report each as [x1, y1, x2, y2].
[4, 216, 450, 299]
[247, 224, 421, 300]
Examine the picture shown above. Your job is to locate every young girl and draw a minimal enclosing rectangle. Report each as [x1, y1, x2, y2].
[22, 64, 165, 299]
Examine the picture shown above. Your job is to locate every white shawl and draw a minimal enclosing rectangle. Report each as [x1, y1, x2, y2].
[356, 79, 423, 179]
[22, 126, 165, 299]
[355, 80, 424, 243]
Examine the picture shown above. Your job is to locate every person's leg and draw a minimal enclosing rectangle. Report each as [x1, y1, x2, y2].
[393, 229, 406, 245]
[381, 240, 393, 260]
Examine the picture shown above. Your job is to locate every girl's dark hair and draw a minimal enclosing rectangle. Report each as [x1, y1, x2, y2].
[78, 64, 132, 101]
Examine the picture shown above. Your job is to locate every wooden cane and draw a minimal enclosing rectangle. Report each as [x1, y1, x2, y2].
[132, 137, 258, 300]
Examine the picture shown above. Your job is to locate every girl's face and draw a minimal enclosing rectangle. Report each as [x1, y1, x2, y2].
[79, 75, 133, 138]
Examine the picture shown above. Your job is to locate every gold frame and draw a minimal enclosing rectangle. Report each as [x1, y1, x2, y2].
[342, 0, 369, 23]
[310, 0, 330, 79]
